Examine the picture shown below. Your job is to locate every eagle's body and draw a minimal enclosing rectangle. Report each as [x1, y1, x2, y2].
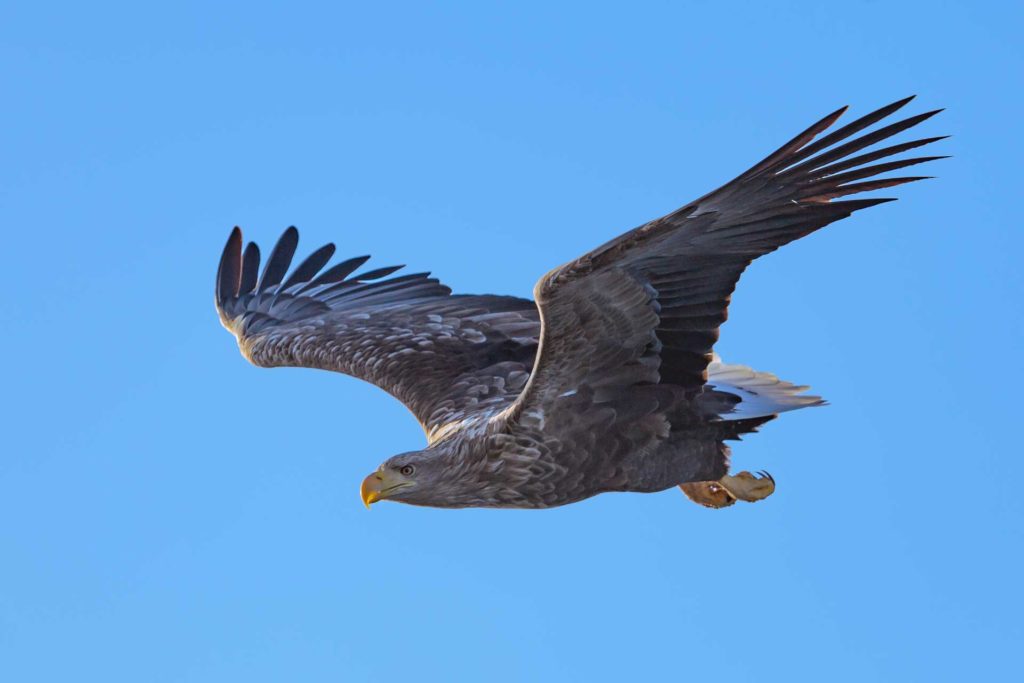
[216, 98, 943, 509]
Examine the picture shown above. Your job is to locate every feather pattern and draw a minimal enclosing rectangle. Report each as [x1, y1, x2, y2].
[215, 228, 540, 442]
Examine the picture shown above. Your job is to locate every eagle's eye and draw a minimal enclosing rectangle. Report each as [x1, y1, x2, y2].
[399, 465, 415, 476]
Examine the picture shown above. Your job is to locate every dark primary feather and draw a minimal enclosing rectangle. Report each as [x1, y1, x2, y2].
[239, 242, 260, 295]
[256, 226, 298, 293]
[280, 243, 335, 291]
[215, 227, 242, 307]
[302, 256, 371, 290]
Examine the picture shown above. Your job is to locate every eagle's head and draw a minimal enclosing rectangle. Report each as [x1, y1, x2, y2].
[360, 445, 503, 509]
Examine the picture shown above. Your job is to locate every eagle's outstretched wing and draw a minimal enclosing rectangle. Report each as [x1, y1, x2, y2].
[215, 227, 539, 442]
[503, 96, 944, 432]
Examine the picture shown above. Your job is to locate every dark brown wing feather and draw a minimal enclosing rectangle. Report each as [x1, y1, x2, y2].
[505, 97, 945, 431]
[216, 227, 540, 442]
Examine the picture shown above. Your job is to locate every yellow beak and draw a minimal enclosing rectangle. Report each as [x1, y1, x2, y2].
[360, 472, 386, 509]
[360, 469, 414, 508]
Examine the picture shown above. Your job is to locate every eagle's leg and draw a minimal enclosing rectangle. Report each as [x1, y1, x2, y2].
[678, 481, 736, 508]
[679, 471, 775, 508]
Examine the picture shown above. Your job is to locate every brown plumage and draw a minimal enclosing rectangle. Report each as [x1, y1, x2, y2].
[215, 97, 944, 509]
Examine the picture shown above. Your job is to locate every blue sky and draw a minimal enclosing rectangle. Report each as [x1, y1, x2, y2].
[2, 1, 1021, 681]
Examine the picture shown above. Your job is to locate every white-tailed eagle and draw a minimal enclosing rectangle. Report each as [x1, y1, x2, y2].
[215, 97, 943, 509]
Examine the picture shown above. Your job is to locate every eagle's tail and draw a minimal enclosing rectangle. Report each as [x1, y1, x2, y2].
[701, 354, 825, 421]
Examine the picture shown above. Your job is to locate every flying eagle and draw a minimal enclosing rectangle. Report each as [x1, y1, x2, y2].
[215, 97, 943, 510]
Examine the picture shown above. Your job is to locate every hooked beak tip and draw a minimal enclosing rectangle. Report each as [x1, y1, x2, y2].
[360, 473, 384, 509]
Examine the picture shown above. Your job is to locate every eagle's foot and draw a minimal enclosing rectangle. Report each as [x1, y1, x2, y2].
[719, 470, 775, 503]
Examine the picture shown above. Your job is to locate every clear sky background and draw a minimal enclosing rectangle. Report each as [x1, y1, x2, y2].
[2, 2, 1021, 681]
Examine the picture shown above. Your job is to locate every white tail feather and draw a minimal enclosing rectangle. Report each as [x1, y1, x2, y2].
[707, 354, 825, 420]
